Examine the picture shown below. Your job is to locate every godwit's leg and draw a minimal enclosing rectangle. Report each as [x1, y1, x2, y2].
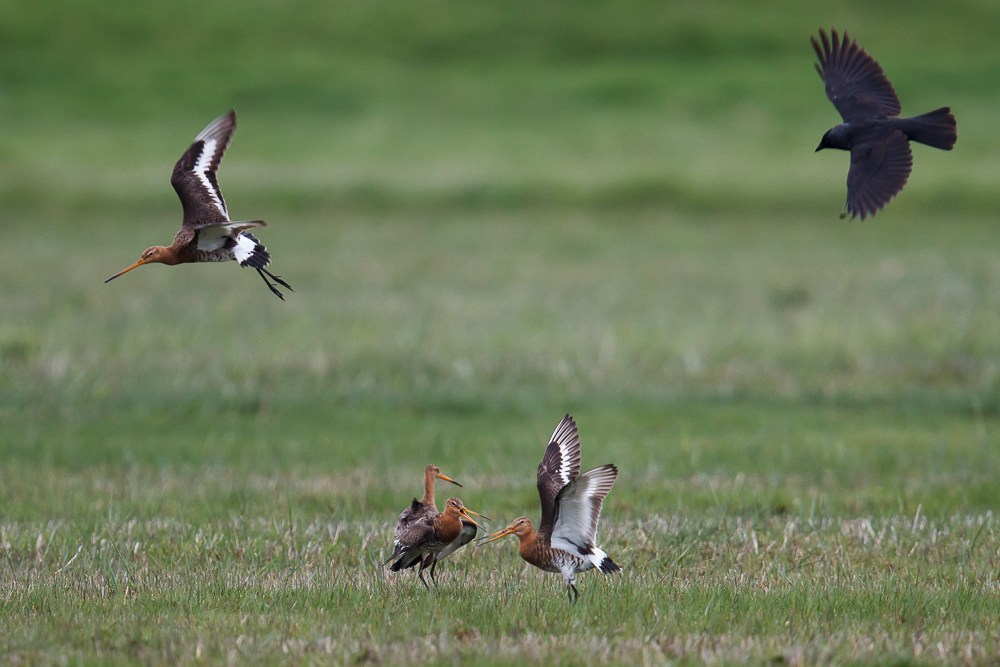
[563, 570, 580, 603]
[262, 267, 292, 291]
[416, 564, 430, 591]
[428, 558, 439, 587]
[255, 268, 286, 300]
[255, 268, 293, 300]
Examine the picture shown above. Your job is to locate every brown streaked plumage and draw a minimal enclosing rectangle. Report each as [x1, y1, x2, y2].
[394, 464, 463, 539]
[105, 110, 292, 299]
[812, 28, 956, 220]
[386, 497, 488, 590]
[390, 464, 486, 584]
[479, 414, 620, 603]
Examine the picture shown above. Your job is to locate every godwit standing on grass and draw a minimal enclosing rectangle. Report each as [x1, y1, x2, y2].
[105, 110, 292, 299]
[479, 414, 620, 602]
[394, 465, 463, 537]
[386, 497, 488, 590]
[391, 465, 483, 583]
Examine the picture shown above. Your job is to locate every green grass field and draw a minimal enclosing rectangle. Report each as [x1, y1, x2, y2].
[3, 0, 1000, 664]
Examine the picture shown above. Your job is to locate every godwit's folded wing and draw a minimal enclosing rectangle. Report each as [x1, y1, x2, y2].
[550, 464, 617, 556]
[536, 414, 582, 540]
[171, 110, 237, 225]
[395, 498, 436, 541]
[387, 517, 435, 566]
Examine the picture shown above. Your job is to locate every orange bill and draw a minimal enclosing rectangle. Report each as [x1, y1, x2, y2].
[438, 473, 462, 487]
[462, 506, 491, 522]
[458, 507, 488, 530]
[477, 524, 515, 544]
[105, 258, 147, 283]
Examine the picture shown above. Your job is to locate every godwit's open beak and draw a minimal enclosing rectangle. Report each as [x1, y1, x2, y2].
[477, 524, 515, 544]
[462, 506, 491, 522]
[438, 473, 462, 487]
[105, 258, 147, 283]
[458, 507, 488, 530]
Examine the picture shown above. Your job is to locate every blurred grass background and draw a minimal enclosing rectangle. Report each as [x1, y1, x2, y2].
[3, 1, 1000, 517]
[4, 0, 1000, 663]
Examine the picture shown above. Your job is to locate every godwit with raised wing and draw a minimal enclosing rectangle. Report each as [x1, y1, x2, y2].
[386, 497, 488, 590]
[105, 110, 292, 299]
[480, 414, 620, 602]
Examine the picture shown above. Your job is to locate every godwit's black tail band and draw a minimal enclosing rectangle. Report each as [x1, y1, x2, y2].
[388, 555, 421, 572]
[387, 550, 422, 572]
[238, 232, 272, 269]
[599, 556, 621, 574]
[239, 232, 291, 299]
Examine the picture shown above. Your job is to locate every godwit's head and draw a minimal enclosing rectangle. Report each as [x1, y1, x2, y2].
[442, 497, 488, 529]
[105, 246, 177, 283]
[479, 516, 533, 544]
[426, 464, 461, 487]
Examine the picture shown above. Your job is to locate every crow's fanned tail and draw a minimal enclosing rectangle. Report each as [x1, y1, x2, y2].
[899, 107, 957, 150]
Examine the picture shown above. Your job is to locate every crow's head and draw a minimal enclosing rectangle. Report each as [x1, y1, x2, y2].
[815, 129, 833, 151]
[816, 125, 853, 151]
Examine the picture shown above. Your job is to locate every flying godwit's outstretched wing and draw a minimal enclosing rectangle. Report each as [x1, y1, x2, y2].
[536, 414, 581, 541]
[550, 464, 617, 557]
[171, 110, 236, 225]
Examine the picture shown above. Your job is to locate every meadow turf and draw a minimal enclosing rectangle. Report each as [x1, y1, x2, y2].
[3, 0, 1000, 665]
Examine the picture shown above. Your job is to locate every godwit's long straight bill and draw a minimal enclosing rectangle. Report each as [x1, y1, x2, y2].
[105, 258, 148, 283]
[478, 415, 620, 603]
[438, 474, 461, 486]
[477, 524, 516, 544]
[458, 507, 490, 530]
[103, 110, 292, 299]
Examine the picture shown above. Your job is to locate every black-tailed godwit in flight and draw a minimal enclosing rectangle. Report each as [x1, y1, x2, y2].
[479, 414, 620, 602]
[105, 110, 292, 299]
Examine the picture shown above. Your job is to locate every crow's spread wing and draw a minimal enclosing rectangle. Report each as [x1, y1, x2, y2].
[846, 130, 912, 220]
[813, 29, 901, 123]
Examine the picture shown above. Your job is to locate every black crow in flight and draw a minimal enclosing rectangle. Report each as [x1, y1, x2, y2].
[813, 28, 957, 220]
